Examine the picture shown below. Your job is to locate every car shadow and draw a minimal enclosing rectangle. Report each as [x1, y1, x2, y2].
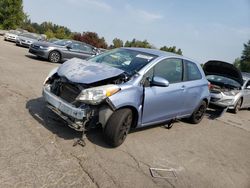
[25, 54, 48, 62]
[205, 106, 228, 119]
[26, 97, 82, 140]
[26, 97, 113, 148]
[26, 97, 227, 148]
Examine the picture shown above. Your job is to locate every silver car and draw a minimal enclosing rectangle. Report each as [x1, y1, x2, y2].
[42, 48, 210, 147]
[4, 30, 21, 42]
[16, 33, 45, 48]
[204, 60, 250, 113]
[29, 39, 99, 63]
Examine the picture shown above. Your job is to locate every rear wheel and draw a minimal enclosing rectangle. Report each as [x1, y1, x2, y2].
[48, 51, 61, 63]
[232, 98, 242, 114]
[103, 108, 133, 147]
[189, 101, 207, 124]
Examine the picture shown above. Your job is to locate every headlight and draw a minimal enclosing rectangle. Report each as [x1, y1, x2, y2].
[76, 85, 120, 105]
[40, 46, 49, 50]
[43, 67, 59, 85]
[224, 90, 239, 96]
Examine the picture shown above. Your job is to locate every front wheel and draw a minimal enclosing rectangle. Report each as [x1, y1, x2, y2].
[232, 98, 242, 114]
[48, 51, 61, 63]
[189, 101, 207, 124]
[103, 108, 133, 147]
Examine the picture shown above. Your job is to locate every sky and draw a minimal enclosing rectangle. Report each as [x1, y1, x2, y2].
[23, 0, 250, 63]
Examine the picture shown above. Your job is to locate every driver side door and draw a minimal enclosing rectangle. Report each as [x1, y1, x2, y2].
[141, 58, 186, 126]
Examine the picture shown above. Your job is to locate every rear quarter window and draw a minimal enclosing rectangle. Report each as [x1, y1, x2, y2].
[184, 60, 202, 81]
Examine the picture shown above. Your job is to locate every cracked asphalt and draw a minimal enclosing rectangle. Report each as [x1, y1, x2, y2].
[0, 37, 250, 188]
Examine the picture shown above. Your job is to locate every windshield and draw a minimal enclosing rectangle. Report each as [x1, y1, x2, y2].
[53, 40, 72, 46]
[88, 48, 157, 75]
[206, 75, 241, 88]
[9, 30, 20, 35]
[20, 33, 39, 39]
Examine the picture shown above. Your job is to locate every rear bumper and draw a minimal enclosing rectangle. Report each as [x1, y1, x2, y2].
[43, 85, 87, 120]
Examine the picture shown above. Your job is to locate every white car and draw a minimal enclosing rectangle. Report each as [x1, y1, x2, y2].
[4, 30, 21, 42]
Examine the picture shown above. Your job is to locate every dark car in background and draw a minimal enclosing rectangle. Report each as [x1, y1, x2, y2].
[29, 39, 99, 63]
[16, 33, 46, 47]
[204, 60, 250, 113]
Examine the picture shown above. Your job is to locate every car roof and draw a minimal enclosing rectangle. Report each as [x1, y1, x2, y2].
[60, 39, 95, 48]
[122, 47, 181, 57]
[121, 47, 199, 64]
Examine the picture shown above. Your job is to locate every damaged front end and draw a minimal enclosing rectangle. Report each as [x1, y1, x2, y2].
[42, 59, 130, 133]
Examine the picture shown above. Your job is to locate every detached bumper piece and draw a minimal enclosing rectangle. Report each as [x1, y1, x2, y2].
[43, 85, 90, 147]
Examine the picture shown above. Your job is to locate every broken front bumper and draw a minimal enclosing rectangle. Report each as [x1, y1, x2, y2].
[42, 85, 87, 120]
[209, 92, 236, 109]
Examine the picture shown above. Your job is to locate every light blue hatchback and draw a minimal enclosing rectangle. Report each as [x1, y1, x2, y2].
[43, 48, 210, 147]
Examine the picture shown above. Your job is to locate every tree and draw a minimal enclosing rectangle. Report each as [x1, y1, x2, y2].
[55, 27, 67, 39]
[124, 39, 153, 48]
[233, 58, 241, 70]
[160, 46, 183, 55]
[45, 29, 55, 39]
[110, 38, 123, 48]
[240, 40, 250, 72]
[73, 32, 108, 48]
[0, 0, 25, 29]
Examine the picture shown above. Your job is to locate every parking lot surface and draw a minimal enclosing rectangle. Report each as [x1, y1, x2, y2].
[0, 37, 250, 188]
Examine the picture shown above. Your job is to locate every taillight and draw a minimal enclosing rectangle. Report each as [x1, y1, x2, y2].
[208, 82, 213, 90]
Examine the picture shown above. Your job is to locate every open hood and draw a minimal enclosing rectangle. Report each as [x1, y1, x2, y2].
[203, 60, 243, 85]
[57, 58, 124, 84]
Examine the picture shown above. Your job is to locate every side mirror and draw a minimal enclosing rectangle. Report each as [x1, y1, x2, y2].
[66, 45, 72, 50]
[151, 76, 169, 87]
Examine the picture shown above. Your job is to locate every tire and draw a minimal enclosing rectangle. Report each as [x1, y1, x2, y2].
[232, 98, 242, 114]
[103, 108, 133, 147]
[189, 101, 207, 124]
[48, 51, 61, 63]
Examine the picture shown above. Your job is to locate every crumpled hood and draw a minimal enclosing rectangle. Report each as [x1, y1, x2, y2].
[203, 60, 243, 85]
[57, 58, 124, 84]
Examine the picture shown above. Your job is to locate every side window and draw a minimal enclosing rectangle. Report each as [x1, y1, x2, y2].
[70, 43, 81, 50]
[154, 58, 183, 84]
[184, 60, 202, 81]
[80, 44, 93, 53]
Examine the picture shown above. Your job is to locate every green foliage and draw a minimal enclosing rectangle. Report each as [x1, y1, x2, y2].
[110, 38, 123, 48]
[160, 46, 183, 55]
[124, 39, 153, 48]
[0, 0, 26, 29]
[73, 32, 108, 48]
[45, 29, 55, 39]
[233, 57, 241, 69]
[238, 40, 250, 72]
[22, 20, 72, 39]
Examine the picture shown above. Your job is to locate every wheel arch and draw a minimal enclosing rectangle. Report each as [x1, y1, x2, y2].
[116, 105, 139, 129]
[48, 50, 62, 62]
